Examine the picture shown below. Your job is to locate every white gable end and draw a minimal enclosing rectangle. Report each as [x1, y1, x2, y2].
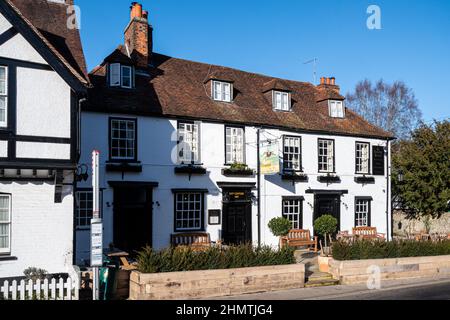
[0, 12, 47, 64]
[0, 10, 12, 34]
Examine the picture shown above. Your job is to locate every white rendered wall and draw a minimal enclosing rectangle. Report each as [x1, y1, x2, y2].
[0, 140, 7, 158]
[77, 112, 390, 263]
[16, 142, 71, 160]
[16, 67, 72, 138]
[0, 32, 47, 65]
[0, 173, 74, 278]
[0, 12, 12, 34]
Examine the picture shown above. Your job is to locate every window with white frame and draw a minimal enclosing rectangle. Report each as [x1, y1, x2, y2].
[225, 126, 245, 164]
[121, 65, 132, 88]
[356, 142, 370, 174]
[273, 91, 290, 111]
[282, 198, 303, 229]
[76, 190, 93, 227]
[0, 66, 7, 128]
[318, 139, 335, 173]
[355, 198, 371, 227]
[213, 81, 232, 102]
[174, 192, 203, 231]
[109, 63, 133, 88]
[178, 122, 200, 164]
[110, 118, 136, 160]
[329, 100, 345, 118]
[0, 195, 11, 254]
[283, 136, 302, 172]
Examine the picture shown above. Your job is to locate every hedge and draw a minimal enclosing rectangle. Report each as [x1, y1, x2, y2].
[136, 244, 296, 273]
[332, 240, 450, 261]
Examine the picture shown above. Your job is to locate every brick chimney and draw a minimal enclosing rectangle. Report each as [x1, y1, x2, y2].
[124, 2, 153, 68]
[318, 77, 340, 92]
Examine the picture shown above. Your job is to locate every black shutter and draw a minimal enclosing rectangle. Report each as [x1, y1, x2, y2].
[372, 146, 385, 176]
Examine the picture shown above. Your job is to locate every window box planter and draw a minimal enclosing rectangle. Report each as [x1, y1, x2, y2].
[174, 165, 207, 175]
[355, 176, 376, 184]
[281, 172, 309, 182]
[318, 174, 341, 184]
[222, 168, 255, 177]
[106, 162, 143, 173]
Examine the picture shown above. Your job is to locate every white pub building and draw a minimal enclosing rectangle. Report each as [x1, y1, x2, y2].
[75, 3, 394, 263]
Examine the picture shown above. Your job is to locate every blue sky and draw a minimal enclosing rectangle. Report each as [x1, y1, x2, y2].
[77, 0, 450, 122]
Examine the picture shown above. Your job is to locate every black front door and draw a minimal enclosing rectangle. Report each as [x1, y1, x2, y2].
[314, 194, 341, 235]
[113, 187, 153, 255]
[222, 190, 252, 245]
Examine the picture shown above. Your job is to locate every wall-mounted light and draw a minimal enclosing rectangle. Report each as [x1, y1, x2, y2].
[75, 164, 89, 182]
[307, 202, 314, 209]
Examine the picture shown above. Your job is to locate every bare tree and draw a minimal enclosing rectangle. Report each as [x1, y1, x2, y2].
[346, 79, 422, 140]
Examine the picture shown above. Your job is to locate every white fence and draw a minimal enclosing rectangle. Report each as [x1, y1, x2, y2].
[1, 277, 79, 300]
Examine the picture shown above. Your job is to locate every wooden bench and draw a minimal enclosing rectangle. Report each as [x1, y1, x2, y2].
[281, 229, 318, 252]
[171, 233, 212, 251]
[352, 227, 385, 240]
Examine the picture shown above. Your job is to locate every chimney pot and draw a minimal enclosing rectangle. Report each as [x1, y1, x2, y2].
[143, 10, 148, 20]
[330, 77, 336, 85]
[320, 77, 325, 85]
[130, 2, 143, 19]
[326, 77, 331, 85]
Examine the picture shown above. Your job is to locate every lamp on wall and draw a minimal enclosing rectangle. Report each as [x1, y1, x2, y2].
[75, 164, 89, 182]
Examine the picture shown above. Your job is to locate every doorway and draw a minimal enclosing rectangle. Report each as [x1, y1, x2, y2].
[222, 190, 252, 245]
[113, 186, 153, 255]
[314, 194, 341, 234]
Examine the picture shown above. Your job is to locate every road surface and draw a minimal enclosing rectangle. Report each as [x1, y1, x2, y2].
[215, 277, 450, 300]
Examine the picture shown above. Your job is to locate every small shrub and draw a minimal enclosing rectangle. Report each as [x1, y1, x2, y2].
[314, 215, 338, 247]
[136, 244, 295, 273]
[332, 239, 450, 261]
[229, 162, 250, 171]
[23, 267, 48, 281]
[268, 217, 292, 237]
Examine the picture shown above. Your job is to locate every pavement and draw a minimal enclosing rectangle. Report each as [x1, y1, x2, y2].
[213, 277, 450, 300]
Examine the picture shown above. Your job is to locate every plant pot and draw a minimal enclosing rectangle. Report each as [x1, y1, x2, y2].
[318, 255, 332, 273]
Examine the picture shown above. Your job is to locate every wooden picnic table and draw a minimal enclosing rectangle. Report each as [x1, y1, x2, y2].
[105, 249, 137, 270]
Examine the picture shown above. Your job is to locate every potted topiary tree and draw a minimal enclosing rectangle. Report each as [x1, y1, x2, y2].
[314, 215, 338, 256]
[268, 217, 292, 248]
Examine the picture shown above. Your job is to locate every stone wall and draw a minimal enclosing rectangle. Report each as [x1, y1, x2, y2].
[393, 210, 450, 236]
[328, 255, 450, 285]
[129, 264, 305, 300]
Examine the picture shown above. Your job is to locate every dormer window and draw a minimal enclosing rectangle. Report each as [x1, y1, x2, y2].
[329, 100, 345, 118]
[213, 81, 232, 102]
[109, 63, 134, 88]
[273, 91, 291, 111]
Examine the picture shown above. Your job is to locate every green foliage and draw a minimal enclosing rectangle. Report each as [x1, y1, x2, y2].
[332, 240, 450, 261]
[392, 120, 450, 219]
[23, 267, 48, 281]
[268, 217, 292, 237]
[136, 244, 296, 273]
[229, 162, 250, 171]
[314, 215, 338, 237]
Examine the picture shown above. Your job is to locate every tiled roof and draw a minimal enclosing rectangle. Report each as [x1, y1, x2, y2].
[7, 0, 89, 85]
[87, 48, 394, 139]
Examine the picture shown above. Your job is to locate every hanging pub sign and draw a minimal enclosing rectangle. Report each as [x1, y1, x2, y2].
[260, 141, 280, 175]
